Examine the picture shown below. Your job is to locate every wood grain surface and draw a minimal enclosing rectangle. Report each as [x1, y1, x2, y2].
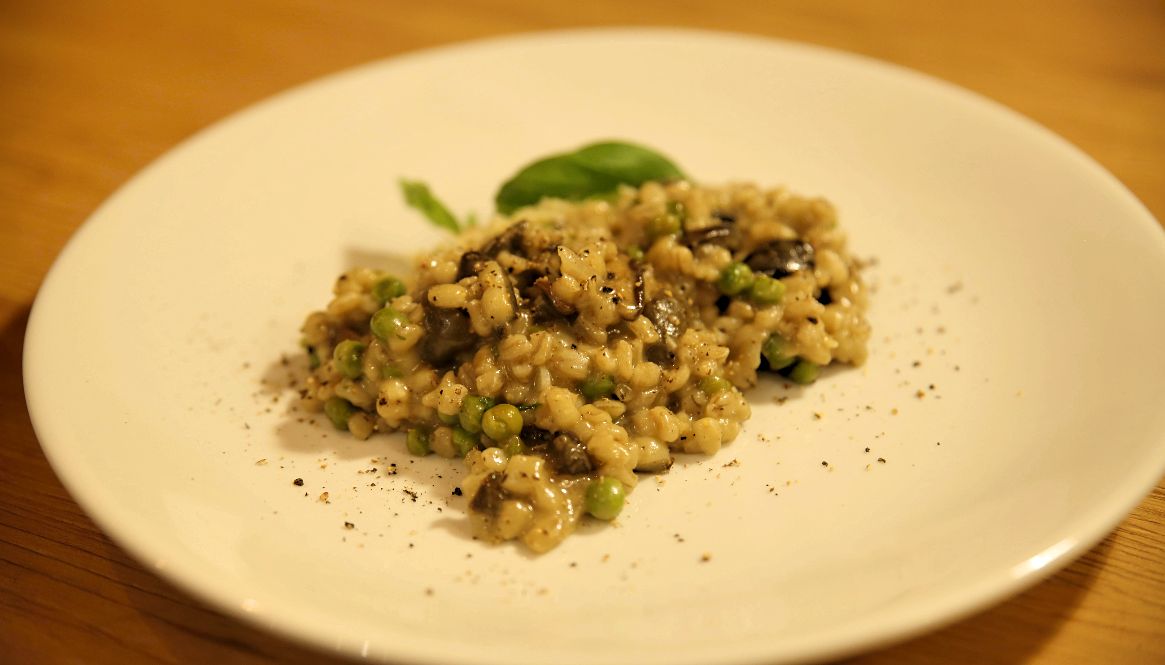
[2, 1, 1163, 663]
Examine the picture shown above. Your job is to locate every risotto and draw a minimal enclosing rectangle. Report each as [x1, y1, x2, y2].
[298, 180, 870, 552]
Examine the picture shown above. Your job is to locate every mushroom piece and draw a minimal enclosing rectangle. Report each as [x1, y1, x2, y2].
[683, 210, 740, 250]
[642, 296, 687, 340]
[520, 427, 593, 475]
[469, 472, 507, 515]
[684, 224, 738, 249]
[744, 239, 815, 278]
[417, 295, 476, 367]
[550, 432, 593, 475]
[644, 342, 678, 369]
[456, 251, 489, 280]
[481, 220, 528, 257]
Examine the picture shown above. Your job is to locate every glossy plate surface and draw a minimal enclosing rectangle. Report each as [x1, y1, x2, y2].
[24, 28, 1165, 665]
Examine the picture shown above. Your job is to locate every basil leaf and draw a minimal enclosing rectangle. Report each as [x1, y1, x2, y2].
[495, 141, 686, 214]
[494, 157, 620, 215]
[571, 141, 686, 183]
[400, 179, 461, 233]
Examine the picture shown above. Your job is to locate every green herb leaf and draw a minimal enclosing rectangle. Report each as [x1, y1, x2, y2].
[571, 141, 686, 183]
[495, 140, 686, 214]
[400, 178, 462, 234]
[495, 157, 619, 215]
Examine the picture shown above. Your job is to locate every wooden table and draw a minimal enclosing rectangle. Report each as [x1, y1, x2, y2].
[2, 1, 1163, 663]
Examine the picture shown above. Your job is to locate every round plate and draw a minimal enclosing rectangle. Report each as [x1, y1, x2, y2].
[24, 28, 1165, 665]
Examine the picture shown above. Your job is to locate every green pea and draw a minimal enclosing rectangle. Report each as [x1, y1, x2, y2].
[451, 427, 478, 457]
[762, 335, 796, 370]
[323, 397, 354, 431]
[371, 276, 406, 305]
[437, 411, 459, 426]
[718, 261, 755, 296]
[626, 245, 645, 262]
[500, 435, 525, 457]
[749, 274, 786, 305]
[459, 395, 496, 434]
[788, 359, 820, 385]
[585, 476, 625, 521]
[580, 374, 615, 401]
[647, 213, 681, 239]
[306, 347, 321, 369]
[370, 307, 409, 342]
[700, 375, 733, 395]
[667, 200, 686, 221]
[482, 403, 524, 441]
[406, 428, 431, 456]
[332, 340, 365, 379]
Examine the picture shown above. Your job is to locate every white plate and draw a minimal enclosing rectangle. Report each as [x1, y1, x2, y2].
[24, 28, 1165, 665]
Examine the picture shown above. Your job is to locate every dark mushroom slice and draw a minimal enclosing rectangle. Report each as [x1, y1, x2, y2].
[511, 256, 562, 323]
[520, 425, 554, 447]
[481, 220, 528, 257]
[684, 224, 739, 250]
[685, 225, 734, 245]
[644, 342, 678, 369]
[511, 267, 544, 291]
[684, 210, 740, 251]
[457, 251, 490, 280]
[642, 295, 688, 368]
[745, 239, 815, 278]
[642, 296, 687, 340]
[458, 222, 533, 280]
[469, 472, 507, 515]
[550, 432, 593, 475]
[520, 427, 594, 475]
[417, 295, 477, 368]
